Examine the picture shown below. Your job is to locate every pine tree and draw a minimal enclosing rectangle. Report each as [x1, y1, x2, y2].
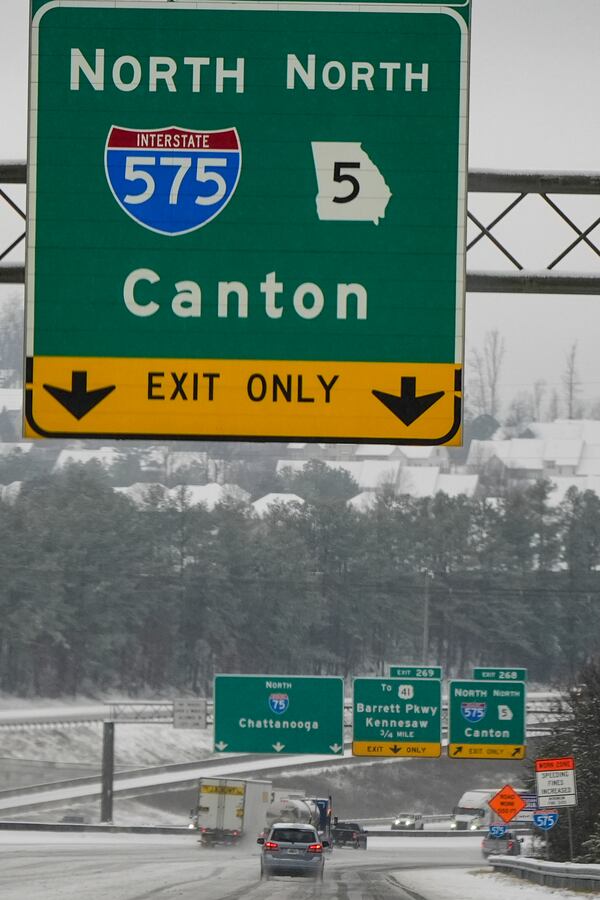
[530, 661, 600, 861]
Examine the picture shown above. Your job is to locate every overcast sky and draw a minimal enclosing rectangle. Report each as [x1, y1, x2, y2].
[1, 0, 600, 413]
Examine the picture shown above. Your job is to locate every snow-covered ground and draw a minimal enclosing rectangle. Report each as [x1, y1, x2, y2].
[394, 866, 600, 900]
[0, 696, 215, 768]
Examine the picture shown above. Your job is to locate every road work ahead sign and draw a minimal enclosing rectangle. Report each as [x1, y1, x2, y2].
[25, 0, 470, 444]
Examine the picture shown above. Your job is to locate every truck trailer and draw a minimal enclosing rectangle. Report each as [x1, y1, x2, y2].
[451, 788, 502, 830]
[191, 777, 272, 846]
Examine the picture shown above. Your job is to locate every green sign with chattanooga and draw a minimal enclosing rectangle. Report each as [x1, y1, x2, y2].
[213, 674, 345, 754]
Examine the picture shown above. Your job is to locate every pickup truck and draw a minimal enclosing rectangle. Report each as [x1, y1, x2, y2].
[331, 821, 368, 850]
[481, 829, 522, 858]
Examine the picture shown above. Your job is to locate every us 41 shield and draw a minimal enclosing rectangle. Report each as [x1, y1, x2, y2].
[105, 125, 242, 236]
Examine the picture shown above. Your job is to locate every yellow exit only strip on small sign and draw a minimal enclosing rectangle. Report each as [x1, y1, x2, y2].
[448, 743, 526, 759]
[352, 741, 441, 758]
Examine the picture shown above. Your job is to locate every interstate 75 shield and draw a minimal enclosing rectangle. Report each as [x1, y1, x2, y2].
[104, 125, 242, 236]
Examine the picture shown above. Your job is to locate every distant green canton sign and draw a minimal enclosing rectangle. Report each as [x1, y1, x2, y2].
[448, 679, 526, 760]
[213, 675, 344, 754]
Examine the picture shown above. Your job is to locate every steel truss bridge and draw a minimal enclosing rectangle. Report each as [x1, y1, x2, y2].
[1, 164, 600, 293]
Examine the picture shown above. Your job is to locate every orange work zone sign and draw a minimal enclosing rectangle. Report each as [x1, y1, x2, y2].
[488, 785, 527, 823]
[535, 756, 575, 772]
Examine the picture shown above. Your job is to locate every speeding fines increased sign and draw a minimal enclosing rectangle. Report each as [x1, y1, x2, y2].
[25, 0, 470, 443]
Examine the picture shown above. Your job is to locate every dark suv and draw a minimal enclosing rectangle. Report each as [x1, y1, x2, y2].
[331, 820, 368, 849]
[258, 822, 329, 880]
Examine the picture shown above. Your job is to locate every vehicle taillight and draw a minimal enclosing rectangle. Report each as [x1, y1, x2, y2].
[507, 840, 514, 850]
[308, 843, 323, 853]
[352, 832, 358, 839]
[264, 841, 279, 850]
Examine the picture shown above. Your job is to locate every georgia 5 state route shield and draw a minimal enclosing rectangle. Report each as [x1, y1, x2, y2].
[104, 125, 242, 236]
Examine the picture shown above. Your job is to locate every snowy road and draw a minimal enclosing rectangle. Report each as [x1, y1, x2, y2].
[0, 833, 478, 900]
[1, 833, 594, 900]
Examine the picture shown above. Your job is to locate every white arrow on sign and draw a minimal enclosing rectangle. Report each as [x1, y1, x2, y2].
[215, 741, 228, 751]
[273, 742, 285, 752]
[330, 744, 342, 753]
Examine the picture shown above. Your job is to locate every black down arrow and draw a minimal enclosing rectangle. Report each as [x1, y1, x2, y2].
[372, 376, 444, 426]
[44, 371, 115, 420]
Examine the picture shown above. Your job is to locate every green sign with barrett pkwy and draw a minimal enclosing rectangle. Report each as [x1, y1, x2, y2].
[448, 679, 526, 760]
[213, 674, 344, 754]
[25, 0, 469, 444]
[352, 677, 441, 757]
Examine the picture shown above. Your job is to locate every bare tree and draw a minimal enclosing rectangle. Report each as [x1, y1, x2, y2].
[504, 391, 533, 433]
[467, 329, 505, 419]
[0, 295, 24, 386]
[562, 342, 583, 420]
[532, 380, 547, 421]
[547, 389, 561, 422]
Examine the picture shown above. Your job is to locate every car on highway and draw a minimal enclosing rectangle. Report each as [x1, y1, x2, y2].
[331, 820, 368, 849]
[481, 829, 522, 858]
[391, 812, 424, 830]
[257, 822, 329, 880]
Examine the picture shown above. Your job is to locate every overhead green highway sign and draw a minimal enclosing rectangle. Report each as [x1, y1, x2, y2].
[352, 677, 441, 757]
[213, 674, 345, 754]
[448, 679, 526, 759]
[25, 0, 469, 444]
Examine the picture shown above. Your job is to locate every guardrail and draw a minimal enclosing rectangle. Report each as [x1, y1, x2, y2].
[365, 828, 478, 837]
[491, 856, 600, 891]
[0, 819, 489, 838]
[0, 820, 193, 836]
[358, 815, 453, 825]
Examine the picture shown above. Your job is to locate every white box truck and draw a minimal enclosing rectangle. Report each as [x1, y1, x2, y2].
[191, 777, 272, 846]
